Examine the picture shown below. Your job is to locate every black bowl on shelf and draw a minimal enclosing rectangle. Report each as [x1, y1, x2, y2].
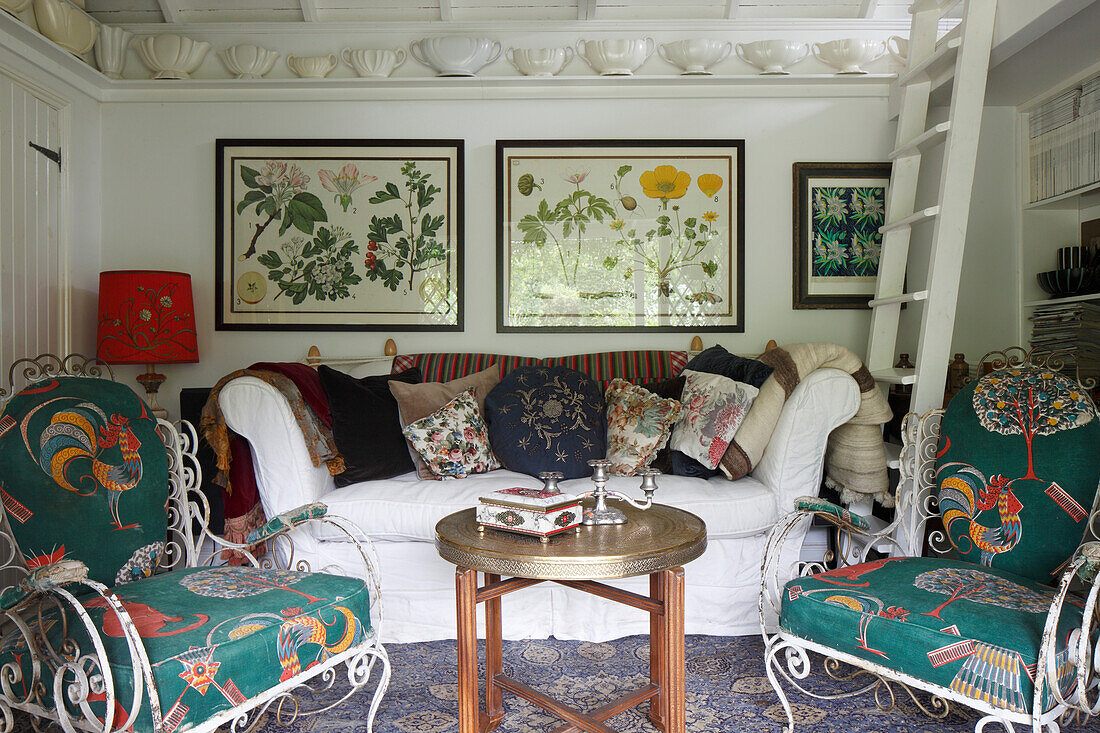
[1036, 267, 1100, 298]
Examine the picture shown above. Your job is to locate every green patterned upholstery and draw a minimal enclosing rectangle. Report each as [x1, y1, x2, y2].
[935, 367, 1100, 584]
[0, 377, 168, 586]
[1, 566, 371, 732]
[782, 557, 1081, 715]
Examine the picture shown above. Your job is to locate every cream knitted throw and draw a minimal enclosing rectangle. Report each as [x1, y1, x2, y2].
[718, 342, 895, 505]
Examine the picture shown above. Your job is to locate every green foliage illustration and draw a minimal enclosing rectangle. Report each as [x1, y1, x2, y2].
[365, 162, 447, 292]
[236, 161, 328, 260]
[257, 226, 360, 304]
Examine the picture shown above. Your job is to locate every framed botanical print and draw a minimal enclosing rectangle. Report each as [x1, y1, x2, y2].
[793, 162, 891, 309]
[216, 139, 463, 331]
[497, 139, 745, 332]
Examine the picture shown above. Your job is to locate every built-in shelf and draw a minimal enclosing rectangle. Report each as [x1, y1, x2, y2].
[1023, 291, 1100, 308]
[1024, 181, 1100, 211]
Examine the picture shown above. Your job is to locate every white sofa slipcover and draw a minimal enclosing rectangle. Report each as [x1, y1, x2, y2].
[219, 367, 860, 642]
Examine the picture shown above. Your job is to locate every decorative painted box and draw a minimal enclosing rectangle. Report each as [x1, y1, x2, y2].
[476, 487, 582, 541]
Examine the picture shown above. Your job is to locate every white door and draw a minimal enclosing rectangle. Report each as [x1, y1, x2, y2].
[0, 69, 67, 377]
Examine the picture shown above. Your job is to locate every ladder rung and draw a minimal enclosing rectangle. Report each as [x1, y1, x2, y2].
[884, 441, 901, 470]
[909, 0, 963, 16]
[897, 37, 961, 88]
[890, 122, 951, 160]
[880, 206, 939, 233]
[871, 368, 916, 385]
[868, 290, 929, 308]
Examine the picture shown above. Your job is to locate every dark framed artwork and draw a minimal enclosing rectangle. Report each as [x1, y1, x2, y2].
[793, 161, 891, 309]
[496, 139, 745, 332]
[216, 138, 463, 331]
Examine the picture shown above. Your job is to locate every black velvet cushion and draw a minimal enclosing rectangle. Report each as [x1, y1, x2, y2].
[685, 345, 774, 388]
[319, 365, 422, 486]
[642, 376, 685, 474]
[485, 366, 606, 479]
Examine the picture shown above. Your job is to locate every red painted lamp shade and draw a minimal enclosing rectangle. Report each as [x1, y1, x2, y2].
[96, 270, 198, 365]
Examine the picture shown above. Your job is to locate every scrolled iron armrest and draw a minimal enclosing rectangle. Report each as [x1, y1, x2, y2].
[1074, 541, 1100, 585]
[245, 502, 328, 545]
[0, 559, 89, 610]
[792, 496, 871, 532]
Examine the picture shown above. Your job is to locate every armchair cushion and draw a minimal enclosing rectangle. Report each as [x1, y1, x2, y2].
[936, 367, 1100, 584]
[782, 556, 1083, 715]
[2, 565, 372, 732]
[0, 376, 168, 586]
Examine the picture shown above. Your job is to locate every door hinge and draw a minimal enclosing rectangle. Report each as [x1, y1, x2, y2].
[28, 141, 61, 169]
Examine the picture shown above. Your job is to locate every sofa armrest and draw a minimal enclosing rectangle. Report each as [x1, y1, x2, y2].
[751, 368, 861, 513]
[219, 376, 334, 518]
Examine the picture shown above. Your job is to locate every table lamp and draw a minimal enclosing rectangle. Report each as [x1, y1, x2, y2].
[96, 270, 198, 418]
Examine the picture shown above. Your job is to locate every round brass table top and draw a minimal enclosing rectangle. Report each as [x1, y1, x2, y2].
[434, 501, 707, 580]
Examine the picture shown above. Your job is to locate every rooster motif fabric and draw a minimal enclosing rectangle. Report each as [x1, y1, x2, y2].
[0, 377, 169, 586]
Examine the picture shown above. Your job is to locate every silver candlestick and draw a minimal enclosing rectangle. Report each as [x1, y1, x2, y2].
[539, 471, 564, 493]
[581, 460, 660, 526]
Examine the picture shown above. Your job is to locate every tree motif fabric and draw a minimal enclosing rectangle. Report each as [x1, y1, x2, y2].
[781, 556, 1082, 715]
[935, 367, 1100, 583]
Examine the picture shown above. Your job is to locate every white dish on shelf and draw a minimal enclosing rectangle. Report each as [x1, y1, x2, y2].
[734, 40, 809, 75]
[576, 37, 654, 76]
[887, 36, 909, 65]
[342, 48, 406, 77]
[812, 39, 885, 75]
[410, 36, 501, 77]
[0, 0, 32, 16]
[657, 39, 731, 75]
[287, 53, 337, 79]
[133, 34, 211, 79]
[219, 43, 279, 79]
[94, 24, 131, 78]
[33, 0, 98, 56]
[505, 46, 572, 77]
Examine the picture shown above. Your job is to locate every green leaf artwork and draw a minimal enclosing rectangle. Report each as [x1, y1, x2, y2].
[810, 186, 885, 278]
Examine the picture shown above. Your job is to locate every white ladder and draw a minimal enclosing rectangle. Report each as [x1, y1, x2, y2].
[866, 0, 998, 419]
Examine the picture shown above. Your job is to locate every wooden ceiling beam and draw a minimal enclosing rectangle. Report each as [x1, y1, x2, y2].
[724, 0, 741, 19]
[300, 0, 319, 22]
[857, 0, 879, 17]
[155, 0, 181, 23]
[439, 0, 452, 21]
[578, 0, 596, 21]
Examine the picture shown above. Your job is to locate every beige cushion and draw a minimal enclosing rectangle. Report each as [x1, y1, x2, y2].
[390, 366, 502, 479]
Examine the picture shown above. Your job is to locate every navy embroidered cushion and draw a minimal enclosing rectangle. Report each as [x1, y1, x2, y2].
[485, 366, 606, 479]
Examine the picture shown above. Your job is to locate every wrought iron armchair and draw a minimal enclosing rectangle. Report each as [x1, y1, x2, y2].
[760, 348, 1100, 732]
[0, 354, 390, 732]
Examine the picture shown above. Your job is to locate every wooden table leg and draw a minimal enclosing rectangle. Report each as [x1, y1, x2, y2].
[456, 567, 479, 733]
[661, 567, 686, 733]
[484, 572, 504, 730]
[648, 572, 667, 731]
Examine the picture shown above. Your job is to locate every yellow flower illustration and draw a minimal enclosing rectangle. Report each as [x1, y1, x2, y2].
[698, 173, 724, 198]
[639, 165, 691, 209]
[702, 211, 718, 223]
[610, 219, 626, 230]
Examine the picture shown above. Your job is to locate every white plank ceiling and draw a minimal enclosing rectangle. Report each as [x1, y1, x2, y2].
[81, 0, 939, 25]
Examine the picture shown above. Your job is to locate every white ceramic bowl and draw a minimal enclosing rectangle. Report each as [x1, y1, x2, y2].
[133, 34, 211, 79]
[576, 37, 654, 76]
[410, 36, 501, 77]
[812, 38, 885, 75]
[657, 39, 731, 75]
[0, 0, 32, 16]
[94, 24, 131, 78]
[505, 46, 573, 77]
[887, 36, 909, 65]
[219, 43, 279, 79]
[287, 53, 337, 79]
[734, 40, 808, 75]
[342, 48, 406, 78]
[33, 0, 97, 56]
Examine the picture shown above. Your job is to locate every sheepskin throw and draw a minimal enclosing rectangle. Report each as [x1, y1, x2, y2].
[719, 343, 894, 505]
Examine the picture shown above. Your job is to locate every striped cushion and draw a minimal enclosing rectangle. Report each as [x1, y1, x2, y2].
[393, 350, 688, 388]
[391, 353, 540, 382]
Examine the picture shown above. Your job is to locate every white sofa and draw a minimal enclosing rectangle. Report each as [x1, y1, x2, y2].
[218, 367, 860, 643]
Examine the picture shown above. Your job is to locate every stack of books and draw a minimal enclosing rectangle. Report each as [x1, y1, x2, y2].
[1029, 301, 1100, 378]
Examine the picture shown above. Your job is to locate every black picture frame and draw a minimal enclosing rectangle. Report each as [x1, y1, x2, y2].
[793, 161, 892, 310]
[215, 138, 464, 331]
[496, 139, 746, 333]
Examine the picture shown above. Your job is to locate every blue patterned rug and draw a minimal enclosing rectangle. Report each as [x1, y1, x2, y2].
[244, 635, 1003, 733]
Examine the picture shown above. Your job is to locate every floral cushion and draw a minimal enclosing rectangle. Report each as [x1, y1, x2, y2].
[402, 389, 500, 479]
[1, 566, 372, 732]
[485, 366, 606, 479]
[936, 366, 1100, 584]
[668, 370, 757, 470]
[604, 379, 682, 476]
[781, 556, 1083, 715]
[0, 377, 168, 587]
